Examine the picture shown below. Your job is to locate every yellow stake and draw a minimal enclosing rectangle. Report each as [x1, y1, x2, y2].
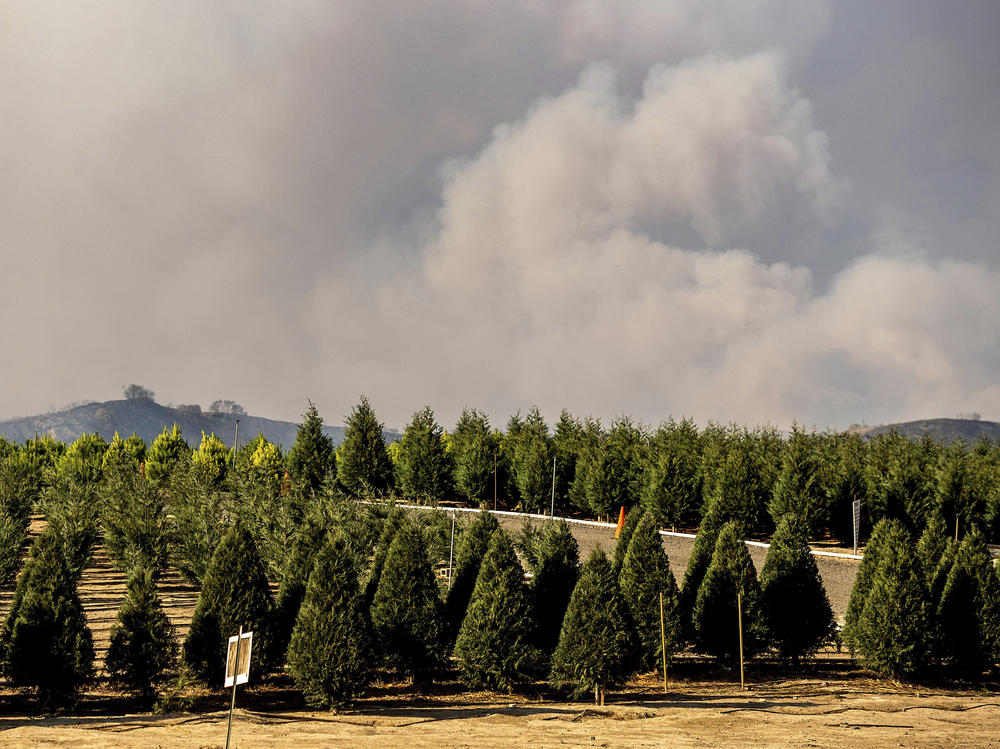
[659, 591, 668, 694]
[737, 590, 745, 690]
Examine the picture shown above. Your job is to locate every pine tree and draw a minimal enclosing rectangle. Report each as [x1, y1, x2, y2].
[55, 432, 108, 486]
[165, 458, 235, 585]
[550, 548, 635, 702]
[190, 432, 231, 490]
[0, 450, 34, 585]
[619, 512, 681, 673]
[454, 530, 539, 690]
[101, 431, 146, 477]
[768, 426, 828, 536]
[286, 401, 336, 497]
[102, 462, 170, 575]
[272, 519, 329, 663]
[707, 432, 772, 534]
[43, 479, 100, 581]
[184, 521, 275, 686]
[512, 407, 552, 512]
[692, 521, 765, 667]
[1, 531, 94, 709]
[641, 417, 702, 531]
[843, 518, 896, 650]
[916, 516, 950, 588]
[935, 531, 993, 678]
[370, 524, 447, 684]
[585, 417, 645, 519]
[337, 396, 394, 497]
[397, 406, 454, 502]
[287, 533, 369, 708]
[568, 417, 602, 514]
[760, 514, 834, 662]
[851, 522, 929, 678]
[610, 505, 643, 574]
[145, 425, 191, 486]
[444, 510, 500, 631]
[362, 507, 407, 609]
[529, 520, 581, 655]
[678, 500, 725, 640]
[105, 565, 177, 707]
[933, 443, 979, 538]
[451, 408, 499, 506]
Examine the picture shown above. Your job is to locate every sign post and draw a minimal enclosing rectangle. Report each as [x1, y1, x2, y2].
[224, 627, 253, 749]
[852, 499, 861, 557]
[737, 591, 745, 690]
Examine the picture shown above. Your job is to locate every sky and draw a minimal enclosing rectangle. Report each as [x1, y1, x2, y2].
[2, 1, 999, 432]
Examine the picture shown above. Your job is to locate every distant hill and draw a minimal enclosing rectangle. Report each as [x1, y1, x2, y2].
[853, 417, 1000, 445]
[0, 399, 400, 448]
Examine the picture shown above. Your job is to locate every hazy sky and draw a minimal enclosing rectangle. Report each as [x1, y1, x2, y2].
[2, 1, 999, 431]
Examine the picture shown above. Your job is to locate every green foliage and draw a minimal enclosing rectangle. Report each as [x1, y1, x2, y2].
[933, 442, 980, 537]
[585, 417, 645, 518]
[823, 432, 868, 542]
[451, 408, 499, 506]
[102, 463, 171, 575]
[454, 530, 539, 690]
[190, 432, 231, 490]
[760, 514, 834, 662]
[851, 522, 929, 678]
[287, 533, 369, 708]
[707, 430, 773, 534]
[183, 521, 275, 686]
[568, 417, 603, 514]
[610, 505, 643, 574]
[641, 417, 702, 530]
[101, 432, 146, 477]
[549, 548, 635, 699]
[935, 532, 994, 678]
[552, 410, 583, 515]
[692, 521, 766, 666]
[42, 479, 100, 580]
[916, 516, 951, 588]
[511, 407, 552, 512]
[619, 512, 681, 673]
[444, 510, 500, 631]
[271, 519, 329, 663]
[337, 396, 394, 497]
[397, 406, 454, 502]
[55, 432, 108, 486]
[370, 523, 447, 683]
[286, 401, 335, 497]
[106, 566, 177, 707]
[864, 432, 937, 529]
[768, 426, 828, 536]
[146, 426, 191, 486]
[843, 518, 896, 649]
[678, 500, 725, 640]
[166, 460, 235, 585]
[528, 520, 581, 654]
[0, 451, 34, 585]
[1, 531, 94, 709]
[363, 508, 407, 609]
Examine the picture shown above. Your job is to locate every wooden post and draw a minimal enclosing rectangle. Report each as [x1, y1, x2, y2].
[225, 625, 242, 749]
[737, 591, 745, 690]
[447, 512, 456, 589]
[659, 591, 668, 694]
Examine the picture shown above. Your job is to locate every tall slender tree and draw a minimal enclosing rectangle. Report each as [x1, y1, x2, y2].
[641, 417, 702, 531]
[768, 426, 828, 536]
[529, 520, 581, 655]
[444, 510, 500, 631]
[451, 408, 499, 506]
[337, 396, 394, 497]
[396, 406, 454, 502]
[512, 407, 552, 512]
[286, 401, 336, 497]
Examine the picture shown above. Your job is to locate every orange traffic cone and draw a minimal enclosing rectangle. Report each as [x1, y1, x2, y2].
[614, 506, 626, 538]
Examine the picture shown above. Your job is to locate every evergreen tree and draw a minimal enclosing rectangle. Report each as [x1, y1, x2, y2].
[823, 432, 868, 543]
[445, 510, 500, 630]
[0, 450, 34, 585]
[851, 522, 929, 678]
[184, 521, 275, 686]
[105, 565, 177, 707]
[529, 520, 581, 654]
[550, 548, 635, 702]
[933, 442, 979, 538]
[272, 519, 329, 663]
[641, 417, 702, 531]
[55, 432, 108, 486]
[916, 516, 950, 588]
[1, 531, 94, 709]
[101, 432, 146, 477]
[512, 407, 552, 512]
[760, 514, 834, 662]
[362, 508, 407, 609]
[843, 518, 896, 649]
[145, 425, 191, 486]
[454, 530, 539, 690]
[166, 458, 235, 585]
[370, 524, 447, 684]
[397, 406, 454, 502]
[619, 512, 681, 673]
[337, 396, 394, 497]
[551, 410, 584, 515]
[610, 505, 643, 574]
[102, 462, 170, 575]
[286, 401, 336, 497]
[768, 426, 828, 536]
[287, 533, 369, 708]
[585, 416, 645, 519]
[43, 479, 100, 581]
[568, 417, 602, 514]
[935, 531, 993, 678]
[692, 521, 765, 666]
[678, 500, 726, 639]
[190, 432, 231, 490]
[451, 408, 499, 506]
[707, 431, 772, 534]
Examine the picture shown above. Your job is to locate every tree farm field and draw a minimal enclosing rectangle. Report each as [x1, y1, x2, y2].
[2, 515, 999, 748]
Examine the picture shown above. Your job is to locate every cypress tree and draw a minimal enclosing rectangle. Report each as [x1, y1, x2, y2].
[287, 533, 369, 708]
[641, 417, 702, 531]
[611, 505, 643, 574]
[768, 426, 828, 536]
[924, 537, 958, 664]
[935, 532, 993, 678]
[842, 517, 896, 650]
[286, 401, 336, 497]
[511, 407, 552, 513]
[273, 519, 329, 663]
[1, 531, 94, 709]
[678, 500, 725, 640]
[551, 410, 583, 516]
[585, 417, 644, 519]
[454, 530, 539, 690]
[337, 396, 394, 497]
[184, 521, 275, 686]
[451, 408, 500, 506]
[444, 510, 500, 630]
[619, 512, 681, 673]
[370, 523, 447, 684]
[362, 508, 406, 609]
[692, 521, 765, 667]
[568, 418, 602, 514]
[396, 406, 454, 502]
[916, 516, 951, 587]
[851, 522, 929, 678]
[530, 520, 581, 655]
[550, 548, 635, 702]
[105, 565, 177, 707]
[760, 514, 834, 662]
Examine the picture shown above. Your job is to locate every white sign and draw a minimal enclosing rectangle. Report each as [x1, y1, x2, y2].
[224, 630, 253, 688]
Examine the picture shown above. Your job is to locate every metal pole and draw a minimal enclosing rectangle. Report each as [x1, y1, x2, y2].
[737, 591, 745, 690]
[233, 418, 240, 465]
[852, 498, 858, 557]
[493, 453, 497, 511]
[225, 625, 242, 749]
[448, 512, 456, 589]
[659, 591, 668, 694]
[550, 456, 556, 517]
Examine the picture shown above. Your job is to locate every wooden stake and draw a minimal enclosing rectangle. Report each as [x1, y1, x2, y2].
[737, 591, 745, 690]
[659, 591, 668, 694]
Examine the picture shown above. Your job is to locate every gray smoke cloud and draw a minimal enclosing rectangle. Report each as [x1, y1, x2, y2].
[1, 1, 997, 431]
